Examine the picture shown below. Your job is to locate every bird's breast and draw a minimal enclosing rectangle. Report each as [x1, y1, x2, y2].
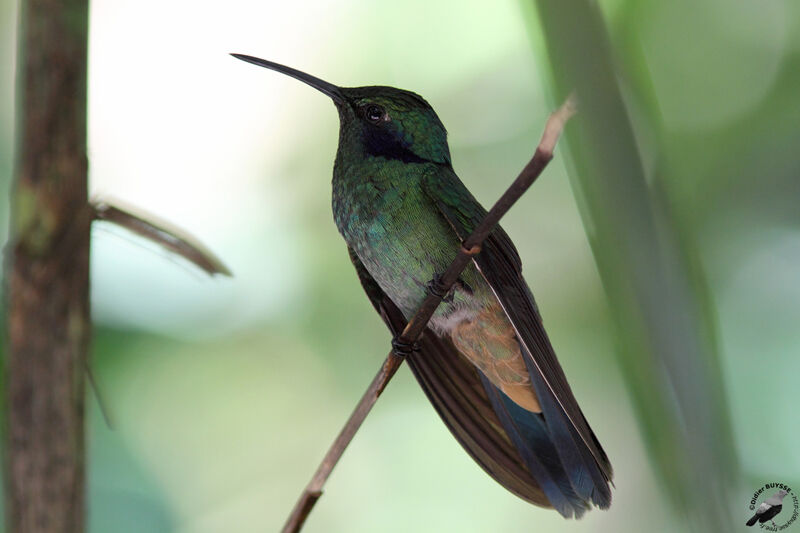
[332, 162, 541, 414]
[332, 166, 477, 319]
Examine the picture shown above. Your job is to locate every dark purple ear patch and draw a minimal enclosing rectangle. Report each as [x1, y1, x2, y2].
[361, 121, 427, 164]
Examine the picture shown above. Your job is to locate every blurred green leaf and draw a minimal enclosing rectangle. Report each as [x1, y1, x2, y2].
[525, 1, 740, 530]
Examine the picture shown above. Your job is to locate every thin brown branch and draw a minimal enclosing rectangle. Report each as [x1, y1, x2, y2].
[281, 97, 576, 533]
[87, 200, 231, 431]
[84, 362, 114, 429]
[92, 199, 232, 277]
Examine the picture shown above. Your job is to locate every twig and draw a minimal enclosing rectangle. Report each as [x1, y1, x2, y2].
[84, 362, 114, 429]
[92, 198, 232, 277]
[85, 199, 232, 432]
[281, 95, 576, 533]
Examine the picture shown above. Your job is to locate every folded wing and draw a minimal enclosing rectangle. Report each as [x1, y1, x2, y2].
[348, 246, 598, 517]
[421, 167, 613, 510]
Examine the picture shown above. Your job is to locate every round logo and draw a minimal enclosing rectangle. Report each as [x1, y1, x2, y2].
[746, 483, 798, 530]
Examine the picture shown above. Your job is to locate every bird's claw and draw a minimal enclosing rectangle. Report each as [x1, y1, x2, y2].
[427, 274, 452, 303]
[391, 337, 420, 357]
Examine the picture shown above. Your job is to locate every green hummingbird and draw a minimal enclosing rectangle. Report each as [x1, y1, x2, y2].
[233, 54, 613, 517]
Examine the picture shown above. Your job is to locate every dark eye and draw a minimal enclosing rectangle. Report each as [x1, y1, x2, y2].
[364, 104, 385, 123]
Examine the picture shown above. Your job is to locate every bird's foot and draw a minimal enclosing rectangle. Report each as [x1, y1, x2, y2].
[427, 274, 453, 303]
[391, 337, 420, 357]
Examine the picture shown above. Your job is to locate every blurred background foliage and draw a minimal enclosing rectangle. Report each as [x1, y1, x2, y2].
[1, 0, 799, 532]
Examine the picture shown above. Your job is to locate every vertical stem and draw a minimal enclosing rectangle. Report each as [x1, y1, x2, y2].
[528, 1, 736, 530]
[5, 0, 90, 531]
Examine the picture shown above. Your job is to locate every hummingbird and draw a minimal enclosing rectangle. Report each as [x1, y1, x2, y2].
[233, 53, 613, 517]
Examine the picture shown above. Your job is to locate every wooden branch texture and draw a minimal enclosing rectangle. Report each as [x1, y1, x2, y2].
[281, 98, 574, 533]
[93, 199, 233, 277]
[6, 0, 90, 531]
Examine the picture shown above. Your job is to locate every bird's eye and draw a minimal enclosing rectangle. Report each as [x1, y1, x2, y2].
[364, 104, 385, 123]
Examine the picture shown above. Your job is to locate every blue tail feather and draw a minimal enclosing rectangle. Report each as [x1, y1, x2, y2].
[525, 365, 612, 509]
[480, 374, 589, 518]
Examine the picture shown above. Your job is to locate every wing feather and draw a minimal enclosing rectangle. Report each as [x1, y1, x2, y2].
[347, 247, 552, 507]
[421, 167, 613, 507]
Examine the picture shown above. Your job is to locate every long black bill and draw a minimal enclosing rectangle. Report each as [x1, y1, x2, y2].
[231, 53, 345, 104]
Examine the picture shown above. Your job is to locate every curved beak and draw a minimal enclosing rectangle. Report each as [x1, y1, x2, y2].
[231, 53, 345, 105]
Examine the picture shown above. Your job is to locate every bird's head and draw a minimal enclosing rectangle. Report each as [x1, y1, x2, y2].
[232, 54, 451, 165]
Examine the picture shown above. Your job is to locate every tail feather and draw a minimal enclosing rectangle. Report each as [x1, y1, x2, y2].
[746, 514, 759, 526]
[525, 356, 613, 509]
[480, 374, 588, 518]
